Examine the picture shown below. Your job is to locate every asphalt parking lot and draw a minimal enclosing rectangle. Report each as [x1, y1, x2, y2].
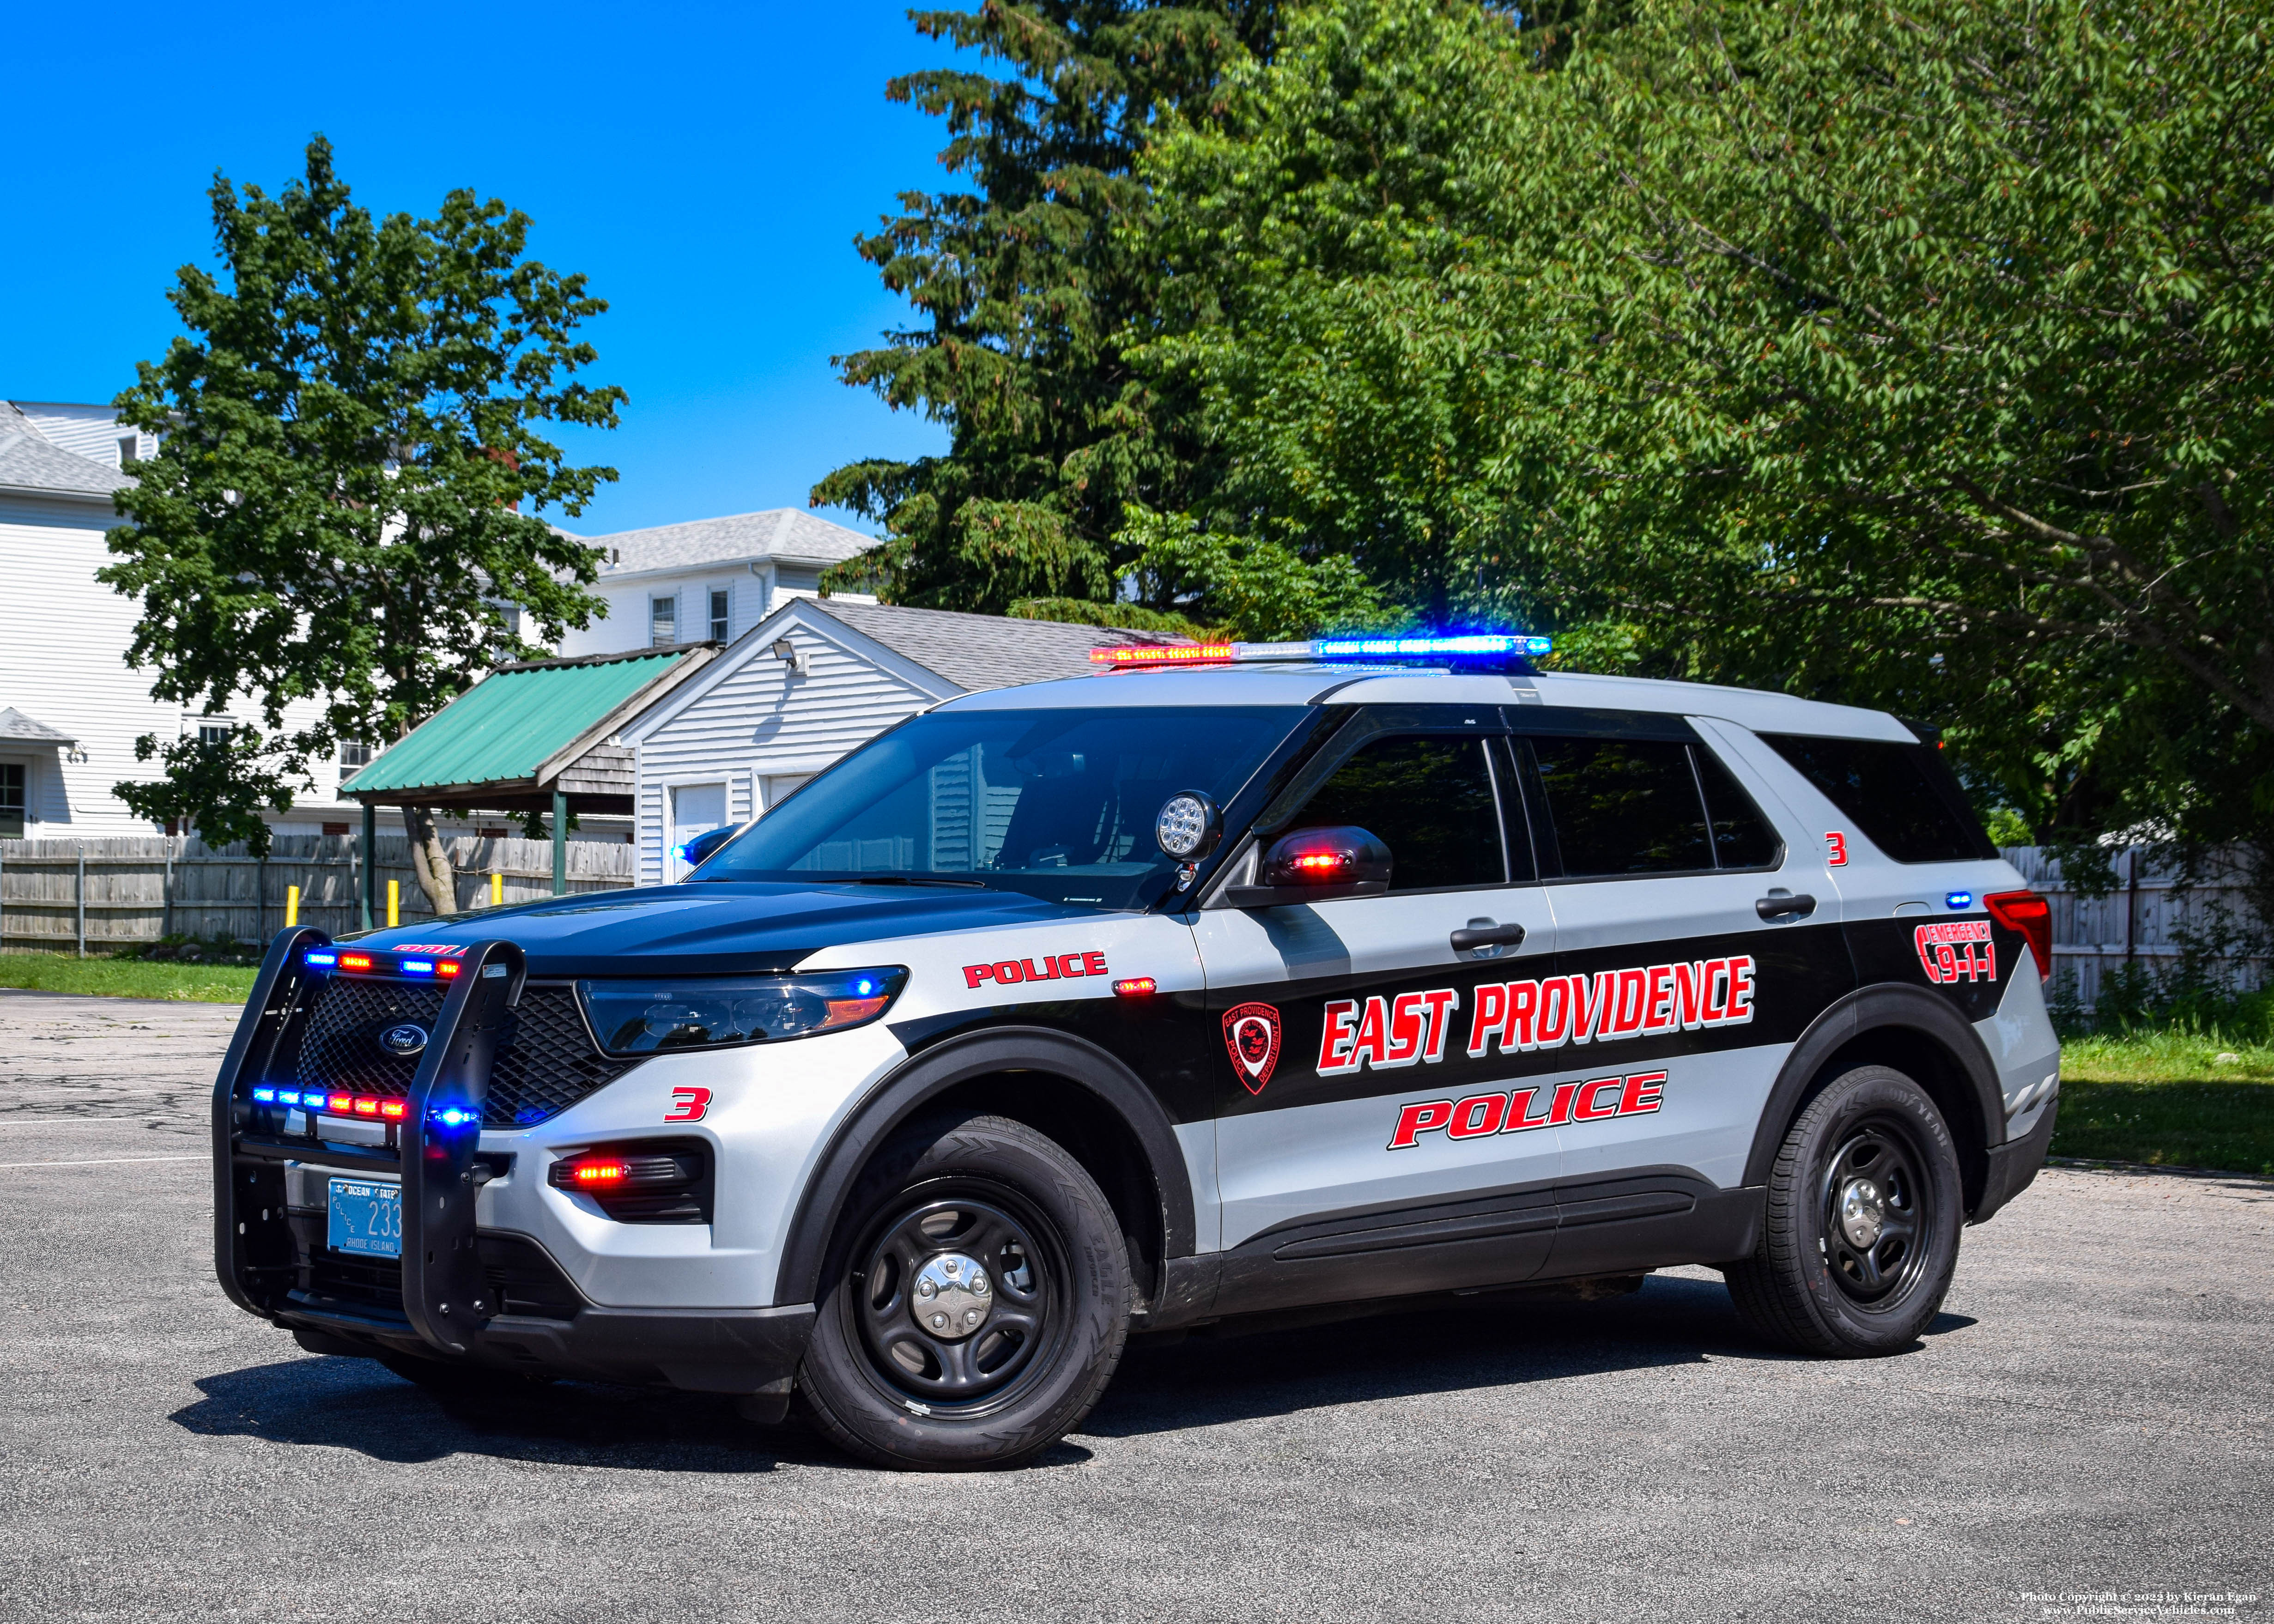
[2, 990, 2269, 1624]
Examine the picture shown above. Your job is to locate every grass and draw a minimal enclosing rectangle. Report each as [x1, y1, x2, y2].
[2053, 1030, 2274, 1177]
[0, 950, 256, 1004]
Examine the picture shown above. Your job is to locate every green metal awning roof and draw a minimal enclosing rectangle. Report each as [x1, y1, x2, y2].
[342, 645, 711, 803]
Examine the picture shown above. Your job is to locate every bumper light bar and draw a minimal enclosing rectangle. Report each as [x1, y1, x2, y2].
[301, 947, 462, 977]
[1090, 632, 1552, 670]
[249, 1087, 410, 1120]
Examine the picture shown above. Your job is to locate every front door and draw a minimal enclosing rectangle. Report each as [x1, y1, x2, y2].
[1193, 709, 1561, 1311]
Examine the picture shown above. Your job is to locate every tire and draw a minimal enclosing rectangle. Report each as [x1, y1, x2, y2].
[1725, 1064, 1964, 1356]
[796, 1110, 1131, 1470]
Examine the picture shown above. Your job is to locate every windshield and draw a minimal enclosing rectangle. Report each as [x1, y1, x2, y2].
[697, 705, 1305, 908]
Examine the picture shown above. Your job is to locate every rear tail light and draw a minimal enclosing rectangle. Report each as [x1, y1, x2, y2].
[1984, 890, 2052, 982]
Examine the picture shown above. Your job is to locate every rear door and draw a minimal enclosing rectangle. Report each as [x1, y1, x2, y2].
[1510, 713, 1857, 1229]
[1192, 706, 1562, 1310]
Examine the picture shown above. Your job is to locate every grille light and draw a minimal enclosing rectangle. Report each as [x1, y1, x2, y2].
[303, 951, 337, 967]
[400, 959, 435, 975]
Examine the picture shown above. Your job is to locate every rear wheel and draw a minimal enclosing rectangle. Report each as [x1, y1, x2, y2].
[796, 1110, 1130, 1470]
[1726, 1065, 1964, 1356]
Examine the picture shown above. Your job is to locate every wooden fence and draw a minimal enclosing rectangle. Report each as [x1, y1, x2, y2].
[0, 836, 636, 955]
[2001, 844, 2266, 1010]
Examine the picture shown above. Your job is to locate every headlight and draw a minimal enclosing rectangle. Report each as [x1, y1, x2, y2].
[576, 968, 908, 1056]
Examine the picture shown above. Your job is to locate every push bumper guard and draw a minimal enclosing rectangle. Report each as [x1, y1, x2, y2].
[213, 929, 813, 1408]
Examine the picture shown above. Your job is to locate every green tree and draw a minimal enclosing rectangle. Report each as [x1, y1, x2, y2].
[1132, 0, 2274, 847]
[814, 0, 1276, 612]
[1528, 0, 2274, 840]
[104, 136, 623, 912]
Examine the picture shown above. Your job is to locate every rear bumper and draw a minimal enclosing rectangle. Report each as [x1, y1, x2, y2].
[1971, 1096, 2057, 1224]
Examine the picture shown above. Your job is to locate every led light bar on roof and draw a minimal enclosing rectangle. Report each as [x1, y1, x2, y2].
[1089, 633, 1552, 670]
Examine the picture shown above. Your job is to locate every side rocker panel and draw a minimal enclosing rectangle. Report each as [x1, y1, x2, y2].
[770, 1027, 1199, 1310]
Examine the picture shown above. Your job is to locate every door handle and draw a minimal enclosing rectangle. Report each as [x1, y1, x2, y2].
[1755, 892, 1817, 921]
[1450, 921, 1528, 953]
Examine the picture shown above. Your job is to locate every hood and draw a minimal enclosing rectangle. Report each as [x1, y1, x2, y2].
[345, 881, 1103, 978]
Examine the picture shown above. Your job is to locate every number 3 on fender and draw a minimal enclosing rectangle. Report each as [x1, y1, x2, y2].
[664, 1086, 711, 1123]
[1825, 831, 1849, 866]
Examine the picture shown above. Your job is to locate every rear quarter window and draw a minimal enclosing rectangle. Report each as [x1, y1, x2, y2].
[1759, 733, 1996, 864]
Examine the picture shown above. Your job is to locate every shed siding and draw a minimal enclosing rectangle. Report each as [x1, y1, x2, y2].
[632, 624, 940, 885]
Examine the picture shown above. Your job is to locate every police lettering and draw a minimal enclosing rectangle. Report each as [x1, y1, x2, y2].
[963, 951, 1109, 991]
[1389, 1071, 1667, 1150]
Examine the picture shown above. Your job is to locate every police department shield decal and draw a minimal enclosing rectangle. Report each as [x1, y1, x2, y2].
[1221, 1002, 1282, 1095]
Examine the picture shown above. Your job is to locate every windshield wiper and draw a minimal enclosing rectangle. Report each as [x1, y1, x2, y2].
[845, 875, 992, 890]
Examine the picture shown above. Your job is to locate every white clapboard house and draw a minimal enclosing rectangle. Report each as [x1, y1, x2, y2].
[622, 598, 1179, 884]
[0, 393, 878, 842]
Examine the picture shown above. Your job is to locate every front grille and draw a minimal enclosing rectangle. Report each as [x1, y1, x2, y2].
[291, 976, 636, 1128]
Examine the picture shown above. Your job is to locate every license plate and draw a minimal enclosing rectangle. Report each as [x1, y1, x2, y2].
[327, 1177, 402, 1259]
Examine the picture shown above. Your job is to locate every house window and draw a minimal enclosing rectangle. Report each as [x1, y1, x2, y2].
[340, 740, 376, 770]
[0, 763, 24, 839]
[196, 722, 232, 749]
[497, 603, 523, 638]
[651, 594, 678, 647]
[118, 435, 137, 467]
[709, 588, 730, 642]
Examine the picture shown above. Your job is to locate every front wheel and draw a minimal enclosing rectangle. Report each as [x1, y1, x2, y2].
[796, 1110, 1130, 1470]
[1725, 1065, 1964, 1356]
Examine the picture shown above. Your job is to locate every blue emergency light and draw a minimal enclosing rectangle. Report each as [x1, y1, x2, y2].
[1090, 632, 1552, 670]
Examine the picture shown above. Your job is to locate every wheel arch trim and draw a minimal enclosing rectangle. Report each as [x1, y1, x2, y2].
[772, 1026, 1198, 1308]
[1743, 983, 2006, 1201]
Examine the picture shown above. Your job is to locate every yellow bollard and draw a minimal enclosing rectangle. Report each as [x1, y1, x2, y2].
[285, 884, 299, 927]
[491, 869, 503, 907]
[386, 879, 400, 928]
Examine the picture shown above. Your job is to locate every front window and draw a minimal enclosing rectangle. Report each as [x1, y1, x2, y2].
[696, 705, 1305, 908]
[650, 594, 677, 647]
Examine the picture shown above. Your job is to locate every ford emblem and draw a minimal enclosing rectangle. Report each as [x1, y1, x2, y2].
[380, 1024, 429, 1057]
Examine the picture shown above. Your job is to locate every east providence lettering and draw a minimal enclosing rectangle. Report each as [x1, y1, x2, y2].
[1316, 955, 1756, 1077]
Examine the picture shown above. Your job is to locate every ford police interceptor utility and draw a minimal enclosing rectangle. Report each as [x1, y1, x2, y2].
[212, 634, 2061, 1470]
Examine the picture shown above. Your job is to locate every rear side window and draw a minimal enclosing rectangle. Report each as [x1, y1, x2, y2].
[1693, 746, 1782, 868]
[1527, 737, 1782, 877]
[1285, 735, 1505, 891]
[1759, 733, 1995, 863]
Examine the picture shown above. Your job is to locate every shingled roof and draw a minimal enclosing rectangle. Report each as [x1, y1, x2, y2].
[805, 599, 1184, 691]
[581, 509, 878, 576]
[0, 403, 130, 500]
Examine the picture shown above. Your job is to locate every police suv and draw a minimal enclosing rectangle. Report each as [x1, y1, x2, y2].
[213, 635, 2060, 1470]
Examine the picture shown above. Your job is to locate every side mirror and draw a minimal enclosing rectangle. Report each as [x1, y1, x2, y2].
[675, 824, 739, 870]
[1223, 825, 1393, 908]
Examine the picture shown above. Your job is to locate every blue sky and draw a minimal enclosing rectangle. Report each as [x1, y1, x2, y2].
[0, 1, 963, 538]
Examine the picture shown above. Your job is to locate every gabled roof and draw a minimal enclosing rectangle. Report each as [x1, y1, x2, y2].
[0, 706, 77, 745]
[0, 402, 129, 500]
[807, 600, 1177, 692]
[578, 509, 878, 577]
[343, 644, 716, 803]
[622, 596, 1192, 746]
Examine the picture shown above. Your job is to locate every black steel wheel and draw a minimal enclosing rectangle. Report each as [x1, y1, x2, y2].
[1726, 1064, 1965, 1356]
[1819, 1117, 1930, 1303]
[851, 1192, 1065, 1413]
[796, 1110, 1130, 1470]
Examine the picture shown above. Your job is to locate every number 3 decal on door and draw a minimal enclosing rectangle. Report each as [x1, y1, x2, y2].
[664, 1086, 712, 1123]
[1825, 831, 1849, 866]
